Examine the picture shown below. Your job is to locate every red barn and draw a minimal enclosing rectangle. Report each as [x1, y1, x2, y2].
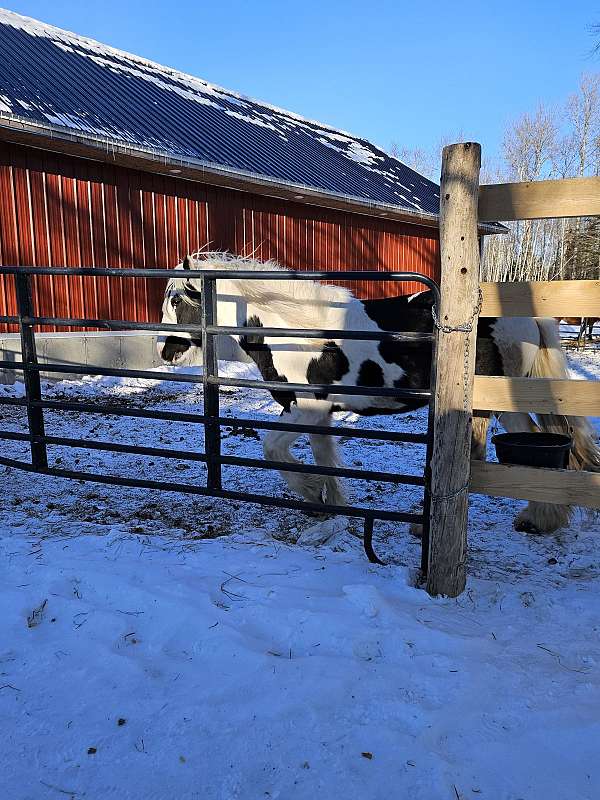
[0, 9, 448, 341]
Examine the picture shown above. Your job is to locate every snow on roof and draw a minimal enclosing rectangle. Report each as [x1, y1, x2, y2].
[0, 8, 440, 215]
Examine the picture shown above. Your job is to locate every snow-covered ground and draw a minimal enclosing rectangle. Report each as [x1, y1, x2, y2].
[1, 343, 599, 799]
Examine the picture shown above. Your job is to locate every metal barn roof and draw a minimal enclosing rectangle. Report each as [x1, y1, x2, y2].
[0, 8, 442, 221]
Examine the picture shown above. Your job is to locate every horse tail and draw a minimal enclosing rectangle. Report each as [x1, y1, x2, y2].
[529, 318, 600, 472]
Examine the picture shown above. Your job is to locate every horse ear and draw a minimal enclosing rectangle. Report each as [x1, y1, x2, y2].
[182, 255, 192, 270]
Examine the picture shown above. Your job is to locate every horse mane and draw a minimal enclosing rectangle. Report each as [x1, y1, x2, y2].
[183, 252, 355, 328]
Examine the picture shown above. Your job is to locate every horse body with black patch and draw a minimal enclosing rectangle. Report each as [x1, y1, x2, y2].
[159, 253, 600, 534]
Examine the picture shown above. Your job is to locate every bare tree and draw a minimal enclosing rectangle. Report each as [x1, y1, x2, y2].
[389, 143, 438, 181]
[390, 131, 470, 182]
[502, 105, 558, 181]
[555, 74, 600, 177]
[481, 79, 600, 283]
[390, 74, 600, 283]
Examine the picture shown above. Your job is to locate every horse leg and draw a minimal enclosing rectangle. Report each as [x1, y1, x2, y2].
[263, 399, 344, 506]
[308, 426, 346, 506]
[471, 412, 491, 461]
[578, 318, 587, 349]
[497, 411, 571, 533]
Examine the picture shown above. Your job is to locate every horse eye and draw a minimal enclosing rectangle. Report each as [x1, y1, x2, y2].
[171, 296, 181, 309]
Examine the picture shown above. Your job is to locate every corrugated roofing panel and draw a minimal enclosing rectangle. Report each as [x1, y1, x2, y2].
[0, 8, 441, 216]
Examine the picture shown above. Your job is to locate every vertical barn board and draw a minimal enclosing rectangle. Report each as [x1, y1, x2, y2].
[74, 165, 97, 320]
[290, 206, 301, 268]
[382, 223, 394, 295]
[426, 142, 482, 598]
[322, 211, 333, 272]
[196, 186, 209, 254]
[90, 177, 110, 319]
[244, 200, 254, 259]
[225, 192, 243, 254]
[263, 199, 275, 261]
[255, 198, 271, 260]
[103, 169, 124, 321]
[60, 157, 85, 327]
[0, 158, 19, 330]
[45, 155, 71, 321]
[176, 194, 189, 259]
[329, 209, 340, 270]
[255, 201, 267, 260]
[353, 215, 366, 288]
[314, 209, 326, 269]
[204, 185, 215, 254]
[142, 183, 157, 267]
[116, 168, 136, 323]
[387, 224, 398, 297]
[375, 223, 387, 299]
[373, 223, 385, 298]
[407, 227, 418, 295]
[338, 211, 347, 274]
[165, 178, 179, 268]
[11, 155, 35, 268]
[150, 173, 168, 319]
[185, 182, 199, 254]
[141, 181, 159, 320]
[276, 205, 286, 264]
[389, 223, 402, 295]
[233, 197, 246, 257]
[26, 161, 54, 331]
[308, 207, 316, 269]
[10, 152, 49, 337]
[130, 181, 147, 322]
[269, 205, 279, 261]
[250, 195, 265, 262]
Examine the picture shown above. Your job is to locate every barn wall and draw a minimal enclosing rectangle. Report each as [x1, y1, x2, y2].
[0, 142, 440, 332]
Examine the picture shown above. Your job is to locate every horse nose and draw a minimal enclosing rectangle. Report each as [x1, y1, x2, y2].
[160, 336, 191, 362]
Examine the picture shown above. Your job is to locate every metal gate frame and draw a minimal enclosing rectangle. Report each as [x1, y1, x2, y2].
[0, 266, 439, 572]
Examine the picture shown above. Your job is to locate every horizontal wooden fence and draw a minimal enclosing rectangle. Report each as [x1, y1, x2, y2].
[480, 279, 600, 317]
[471, 269, 600, 510]
[427, 144, 600, 598]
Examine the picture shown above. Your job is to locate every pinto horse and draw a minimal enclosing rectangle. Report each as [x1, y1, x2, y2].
[159, 253, 600, 534]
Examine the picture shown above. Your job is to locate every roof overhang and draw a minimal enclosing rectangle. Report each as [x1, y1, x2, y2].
[0, 116, 505, 235]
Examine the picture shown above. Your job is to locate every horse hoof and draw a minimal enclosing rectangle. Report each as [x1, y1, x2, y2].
[514, 518, 541, 535]
[409, 523, 423, 538]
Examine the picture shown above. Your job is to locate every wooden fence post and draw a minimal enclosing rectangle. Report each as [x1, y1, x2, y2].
[426, 142, 482, 597]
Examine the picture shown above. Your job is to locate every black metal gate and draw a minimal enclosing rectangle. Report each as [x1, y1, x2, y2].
[0, 266, 438, 571]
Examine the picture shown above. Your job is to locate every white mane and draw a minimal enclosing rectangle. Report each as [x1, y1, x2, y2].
[179, 252, 355, 329]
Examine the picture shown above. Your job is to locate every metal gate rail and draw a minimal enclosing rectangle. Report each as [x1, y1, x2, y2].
[0, 266, 439, 571]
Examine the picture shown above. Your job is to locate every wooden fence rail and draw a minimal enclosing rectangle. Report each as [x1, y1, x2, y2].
[480, 279, 600, 318]
[479, 176, 600, 221]
[470, 461, 600, 509]
[473, 376, 600, 416]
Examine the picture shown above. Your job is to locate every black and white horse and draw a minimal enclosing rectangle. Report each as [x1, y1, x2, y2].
[159, 253, 600, 534]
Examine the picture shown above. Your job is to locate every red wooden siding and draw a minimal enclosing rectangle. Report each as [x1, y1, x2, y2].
[0, 143, 440, 332]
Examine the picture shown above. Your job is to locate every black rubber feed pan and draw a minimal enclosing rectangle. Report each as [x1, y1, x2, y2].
[492, 432, 572, 469]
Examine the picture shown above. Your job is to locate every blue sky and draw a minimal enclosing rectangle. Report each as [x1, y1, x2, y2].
[5, 1, 599, 163]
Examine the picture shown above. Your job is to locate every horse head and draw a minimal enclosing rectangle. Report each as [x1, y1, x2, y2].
[157, 255, 204, 364]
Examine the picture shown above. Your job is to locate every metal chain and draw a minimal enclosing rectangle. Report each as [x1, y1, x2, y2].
[428, 287, 483, 501]
[428, 479, 471, 502]
[431, 287, 483, 412]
